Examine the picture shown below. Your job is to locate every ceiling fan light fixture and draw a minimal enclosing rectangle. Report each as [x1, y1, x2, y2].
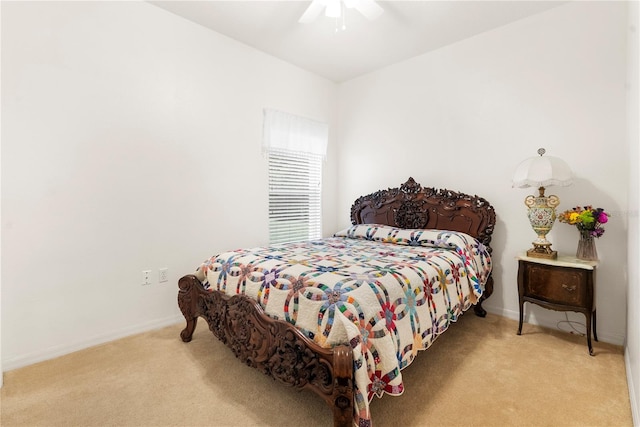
[299, 0, 383, 24]
[325, 0, 342, 18]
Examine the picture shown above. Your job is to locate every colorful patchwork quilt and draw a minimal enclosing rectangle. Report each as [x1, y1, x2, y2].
[195, 224, 492, 426]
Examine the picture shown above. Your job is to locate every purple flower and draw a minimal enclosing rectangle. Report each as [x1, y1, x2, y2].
[598, 212, 609, 224]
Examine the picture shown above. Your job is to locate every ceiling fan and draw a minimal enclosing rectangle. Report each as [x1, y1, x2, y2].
[298, 0, 384, 24]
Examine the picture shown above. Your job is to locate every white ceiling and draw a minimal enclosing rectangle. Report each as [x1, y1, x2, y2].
[150, 1, 566, 83]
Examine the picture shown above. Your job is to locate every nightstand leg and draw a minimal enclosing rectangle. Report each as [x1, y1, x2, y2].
[585, 312, 594, 356]
[592, 309, 598, 342]
[518, 301, 524, 335]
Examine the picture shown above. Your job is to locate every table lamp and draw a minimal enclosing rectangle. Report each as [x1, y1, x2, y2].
[512, 148, 572, 259]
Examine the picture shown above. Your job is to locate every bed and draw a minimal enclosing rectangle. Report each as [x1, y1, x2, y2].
[178, 177, 496, 427]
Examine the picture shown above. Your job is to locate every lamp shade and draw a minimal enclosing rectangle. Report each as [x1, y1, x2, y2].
[512, 149, 572, 188]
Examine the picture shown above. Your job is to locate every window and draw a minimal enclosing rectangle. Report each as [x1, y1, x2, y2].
[263, 109, 328, 244]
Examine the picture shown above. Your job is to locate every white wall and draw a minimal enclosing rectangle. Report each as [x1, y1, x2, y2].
[626, 0, 639, 423]
[1, 1, 337, 370]
[337, 2, 629, 345]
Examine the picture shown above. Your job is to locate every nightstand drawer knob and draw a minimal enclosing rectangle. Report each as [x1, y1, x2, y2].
[562, 284, 577, 292]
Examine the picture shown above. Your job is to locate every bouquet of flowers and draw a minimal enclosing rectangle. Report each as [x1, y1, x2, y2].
[558, 206, 610, 238]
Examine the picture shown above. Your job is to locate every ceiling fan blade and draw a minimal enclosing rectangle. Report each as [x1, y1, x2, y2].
[299, 0, 327, 23]
[351, 0, 383, 20]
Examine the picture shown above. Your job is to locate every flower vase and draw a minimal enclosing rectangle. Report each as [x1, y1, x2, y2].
[576, 231, 598, 261]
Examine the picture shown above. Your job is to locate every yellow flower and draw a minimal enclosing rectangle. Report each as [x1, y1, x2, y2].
[569, 212, 580, 223]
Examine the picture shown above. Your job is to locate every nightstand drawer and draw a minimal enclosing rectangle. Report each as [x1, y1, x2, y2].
[524, 264, 588, 307]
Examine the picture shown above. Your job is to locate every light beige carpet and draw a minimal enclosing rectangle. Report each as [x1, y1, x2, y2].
[0, 313, 632, 426]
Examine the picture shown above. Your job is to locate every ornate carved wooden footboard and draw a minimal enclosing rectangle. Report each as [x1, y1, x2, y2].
[178, 274, 354, 426]
[178, 177, 496, 427]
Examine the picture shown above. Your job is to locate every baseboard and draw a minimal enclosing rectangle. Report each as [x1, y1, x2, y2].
[2, 314, 184, 372]
[626, 347, 640, 427]
[483, 305, 626, 346]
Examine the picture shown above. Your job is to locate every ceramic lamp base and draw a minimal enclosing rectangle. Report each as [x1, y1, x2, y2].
[524, 187, 560, 260]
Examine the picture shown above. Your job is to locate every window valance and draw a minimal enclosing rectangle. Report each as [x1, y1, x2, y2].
[262, 109, 328, 159]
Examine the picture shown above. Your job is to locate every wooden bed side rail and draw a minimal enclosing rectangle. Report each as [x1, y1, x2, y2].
[178, 274, 354, 427]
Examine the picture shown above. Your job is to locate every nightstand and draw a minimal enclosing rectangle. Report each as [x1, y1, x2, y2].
[517, 254, 598, 356]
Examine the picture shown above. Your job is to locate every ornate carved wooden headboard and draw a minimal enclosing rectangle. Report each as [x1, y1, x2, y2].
[350, 177, 496, 253]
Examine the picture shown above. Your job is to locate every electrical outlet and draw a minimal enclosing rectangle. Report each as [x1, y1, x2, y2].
[142, 270, 152, 285]
[159, 268, 168, 283]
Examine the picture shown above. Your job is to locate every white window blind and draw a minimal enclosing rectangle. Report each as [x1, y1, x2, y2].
[263, 109, 327, 244]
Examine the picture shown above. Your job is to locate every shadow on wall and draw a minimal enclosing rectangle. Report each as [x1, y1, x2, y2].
[487, 216, 508, 311]
[523, 177, 627, 344]
[552, 177, 626, 261]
